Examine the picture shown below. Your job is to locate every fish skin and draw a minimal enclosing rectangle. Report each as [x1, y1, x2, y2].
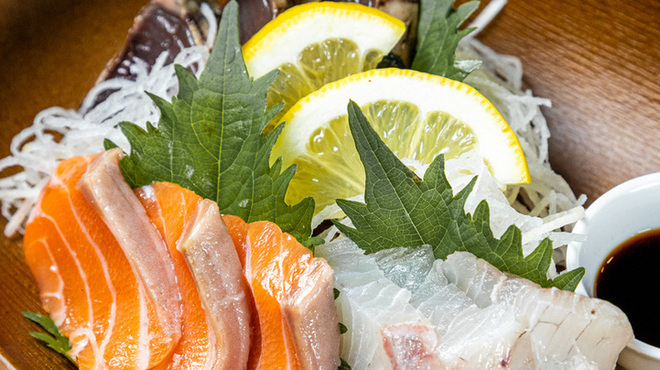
[77, 149, 182, 366]
[443, 252, 634, 369]
[178, 199, 252, 370]
[24, 154, 148, 369]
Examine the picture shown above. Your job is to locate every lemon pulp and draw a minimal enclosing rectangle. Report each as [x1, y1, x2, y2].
[266, 40, 384, 124]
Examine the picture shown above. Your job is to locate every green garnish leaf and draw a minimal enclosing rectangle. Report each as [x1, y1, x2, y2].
[339, 322, 348, 334]
[338, 358, 352, 369]
[106, 0, 314, 241]
[302, 236, 325, 249]
[334, 101, 584, 291]
[22, 311, 76, 365]
[412, 0, 482, 81]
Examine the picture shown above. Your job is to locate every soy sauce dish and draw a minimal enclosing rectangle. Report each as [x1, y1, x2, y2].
[567, 172, 660, 369]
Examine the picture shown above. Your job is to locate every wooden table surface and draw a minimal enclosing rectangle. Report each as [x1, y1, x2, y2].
[0, 0, 658, 368]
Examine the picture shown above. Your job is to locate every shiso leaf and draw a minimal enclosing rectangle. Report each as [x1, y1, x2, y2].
[22, 311, 76, 366]
[333, 101, 584, 291]
[412, 0, 482, 81]
[106, 0, 314, 241]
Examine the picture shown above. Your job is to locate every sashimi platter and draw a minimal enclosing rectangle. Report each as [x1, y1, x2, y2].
[0, 0, 654, 368]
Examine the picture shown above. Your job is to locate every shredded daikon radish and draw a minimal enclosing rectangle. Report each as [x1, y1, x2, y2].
[465, 0, 507, 39]
[458, 39, 584, 224]
[0, 6, 216, 237]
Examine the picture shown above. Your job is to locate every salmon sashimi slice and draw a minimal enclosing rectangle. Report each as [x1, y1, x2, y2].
[137, 182, 253, 369]
[24, 154, 150, 369]
[222, 215, 249, 269]
[178, 199, 253, 369]
[77, 149, 182, 366]
[221, 214, 262, 369]
[244, 221, 340, 370]
[136, 182, 211, 370]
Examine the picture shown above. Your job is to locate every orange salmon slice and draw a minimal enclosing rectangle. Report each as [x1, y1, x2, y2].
[24, 154, 171, 369]
[139, 182, 255, 369]
[225, 218, 339, 369]
[243, 221, 332, 369]
[136, 182, 212, 369]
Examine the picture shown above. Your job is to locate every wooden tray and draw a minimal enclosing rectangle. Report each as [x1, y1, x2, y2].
[0, 0, 658, 368]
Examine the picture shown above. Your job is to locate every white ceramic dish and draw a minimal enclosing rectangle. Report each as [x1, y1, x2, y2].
[567, 172, 660, 369]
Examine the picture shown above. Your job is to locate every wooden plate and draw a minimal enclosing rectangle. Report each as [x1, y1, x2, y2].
[0, 0, 658, 368]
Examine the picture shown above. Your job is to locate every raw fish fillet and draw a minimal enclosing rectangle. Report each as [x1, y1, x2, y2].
[316, 238, 442, 369]
[442, 252, 634, 369]
[139, 182, 252, 369]
[241, 220, 340, 369]
[78, 149, 182, 366]
[414, 260, 522, 368]
[24, 154, 174, 368]
[372, 246, 435, 293]
[322, 239, 633, 369]
[376, 247, 522, 368]
[178, 199, 253, 369]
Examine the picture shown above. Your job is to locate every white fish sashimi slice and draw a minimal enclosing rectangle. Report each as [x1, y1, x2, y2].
[437, 303, 521, 369]
[441, 252, 505, 307]
[443, 252, 633, 369]
[500, 278, 632, 369]
[412, 260, 523, 369]
[316, 238, 442, 369]
[372, 246, 435, 294]
[412, 260, 476, 332]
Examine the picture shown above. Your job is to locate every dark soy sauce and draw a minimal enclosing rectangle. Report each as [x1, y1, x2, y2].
[595, 228, 660, 348]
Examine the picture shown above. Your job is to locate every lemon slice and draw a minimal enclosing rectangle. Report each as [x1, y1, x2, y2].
[271, 68, 530, 212]
[243, 2, 405, 129]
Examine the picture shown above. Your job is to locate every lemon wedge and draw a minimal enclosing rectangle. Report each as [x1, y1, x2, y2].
[270, 68, 530, 212]
[243, 2, 405, 129]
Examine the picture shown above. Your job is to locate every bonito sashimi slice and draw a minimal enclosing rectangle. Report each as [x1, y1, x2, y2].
[316, 238, 442, 369]
[375, 247, 523, 368]
[442, 252, 634, 369]
[24, 154, 154, 369]
[177, 199, 252, 369]
[77, 149, 182, 366]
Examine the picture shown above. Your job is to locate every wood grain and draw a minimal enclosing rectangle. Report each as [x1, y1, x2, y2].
[0, 0, 144, 368]
[476, 0, 660, 202]
[0, 0, 658, 368]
